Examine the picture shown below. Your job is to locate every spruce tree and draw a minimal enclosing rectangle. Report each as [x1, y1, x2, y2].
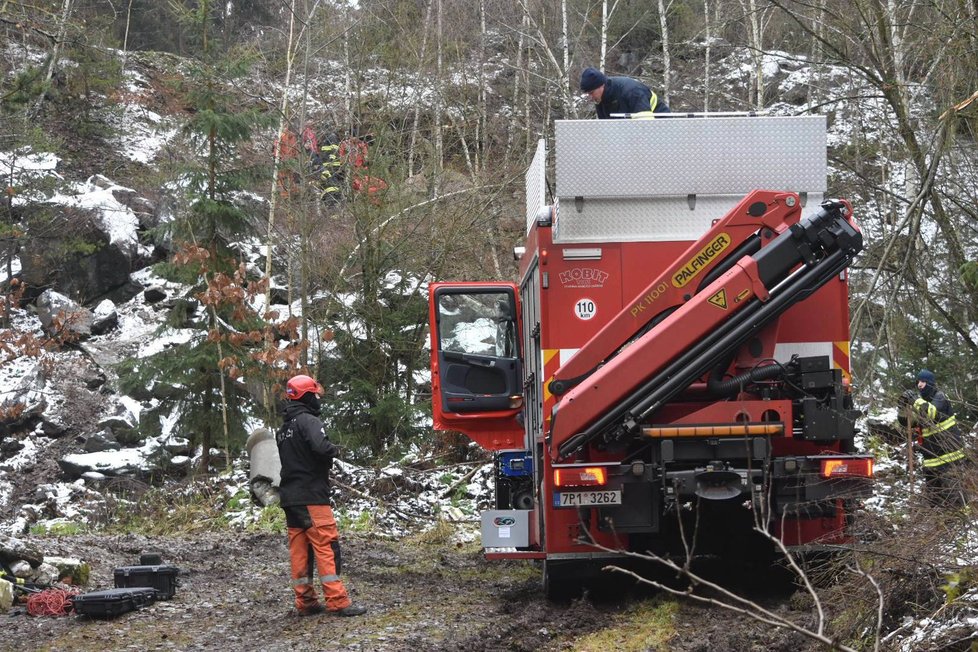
[118, 3, 280, 473]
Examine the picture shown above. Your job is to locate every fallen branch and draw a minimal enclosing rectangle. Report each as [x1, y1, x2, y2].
[440, 465, 482, 498]
[601, 550, 858, 652]
[331, 478, 428, 523]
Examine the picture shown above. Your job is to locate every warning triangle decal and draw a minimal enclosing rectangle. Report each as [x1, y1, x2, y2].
[708, 289, 728, 310]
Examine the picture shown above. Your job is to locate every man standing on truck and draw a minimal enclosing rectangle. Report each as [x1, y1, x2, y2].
[579, 66, 670, 118]
[898, 369, 968, 506]
[277, 374, 367, 617]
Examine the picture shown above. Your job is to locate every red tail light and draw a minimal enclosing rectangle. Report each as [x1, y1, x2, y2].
[820, 458, 874, 478]
[554, 467, 607, 487]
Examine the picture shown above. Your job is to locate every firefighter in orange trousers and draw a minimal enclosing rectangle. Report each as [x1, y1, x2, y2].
[276, 374, 367, 617]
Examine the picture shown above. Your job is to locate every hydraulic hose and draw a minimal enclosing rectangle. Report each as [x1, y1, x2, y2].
[707, 361, 785, 398]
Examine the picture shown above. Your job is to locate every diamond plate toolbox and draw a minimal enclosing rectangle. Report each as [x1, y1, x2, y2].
[552, 116, 827, 243]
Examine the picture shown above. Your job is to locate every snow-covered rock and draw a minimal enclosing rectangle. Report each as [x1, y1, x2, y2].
[36, 289, 93, 338]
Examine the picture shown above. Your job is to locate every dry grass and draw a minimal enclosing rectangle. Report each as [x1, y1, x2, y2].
[567, 598, 679, 652]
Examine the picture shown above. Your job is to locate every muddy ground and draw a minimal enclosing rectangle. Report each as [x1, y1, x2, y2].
[2, 531, 826, 652]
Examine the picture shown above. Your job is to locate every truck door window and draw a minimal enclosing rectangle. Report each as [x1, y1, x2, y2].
[438, 292, 516, 359]
[434, 288, 521, 416]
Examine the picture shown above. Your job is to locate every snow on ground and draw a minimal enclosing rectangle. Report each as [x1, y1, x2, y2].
[106, 103, 177, 165]
[224, 454, 492, 544]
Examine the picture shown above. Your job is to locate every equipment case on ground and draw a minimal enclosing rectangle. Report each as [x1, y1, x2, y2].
[114, 564, 180, 599]
[72, 587, 158, 618]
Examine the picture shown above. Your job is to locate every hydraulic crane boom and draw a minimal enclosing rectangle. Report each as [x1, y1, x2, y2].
[551, 196, 862, 460]
[549, 190, 804, 396]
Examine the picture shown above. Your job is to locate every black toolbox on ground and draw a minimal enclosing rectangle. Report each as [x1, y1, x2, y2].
[72, 587, 158, 618]
[114, 565, 180, 599]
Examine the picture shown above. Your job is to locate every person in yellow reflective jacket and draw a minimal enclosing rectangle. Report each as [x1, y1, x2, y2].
[317, 131, 345, 203]
[899, 369, 967, 506]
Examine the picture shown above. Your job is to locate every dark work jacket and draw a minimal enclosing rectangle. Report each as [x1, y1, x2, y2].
[596, 76, 670, 119]
[276, 401, 339, 507]
[912, 388, 964, 462]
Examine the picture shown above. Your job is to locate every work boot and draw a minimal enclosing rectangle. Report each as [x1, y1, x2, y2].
[331, 604, 366, 617]
[293, 604, 325, 617]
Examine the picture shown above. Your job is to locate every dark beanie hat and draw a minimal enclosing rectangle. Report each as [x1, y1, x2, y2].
[580, 67, 607, 92]
[917, 369, 935, 384]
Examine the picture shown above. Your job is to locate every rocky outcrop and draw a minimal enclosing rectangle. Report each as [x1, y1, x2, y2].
[21, 217, 133, 306]
[57, 449, 147, 479]
[18, 174, 151, 304]
[36, 289, 93, 339]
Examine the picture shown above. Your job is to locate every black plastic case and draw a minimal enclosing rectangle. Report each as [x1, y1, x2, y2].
[72, 587, 158, 618]
[114, 565, 180, 599]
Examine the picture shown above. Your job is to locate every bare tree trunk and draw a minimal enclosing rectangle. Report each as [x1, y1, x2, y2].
[506, 10, 529, 162]
[524, 32, 532, 155]
[520, 0, 572, 120]
[750, 0, 764, 109]
[886, 0, 911, 135]
[477, 0, 487, 172]
[121, 0, 134, 74]
[209, 304, 233, 468]
[31, 0, 74, 117]
[433, 0, 444, 196]
[657, 0, 672, 104]
[703, 0, 711, 111]
[449, 113, 475, 180]
[264, 0, 298, 319]
[600, 0, 609, 69]
[561, 0, 573, 117]
[808, 0, 826, 108]
[409, 0, 434, 178]
[739, 0, 766, 110]
[343, 5, 352, 131]
[2, 160, 14, 328]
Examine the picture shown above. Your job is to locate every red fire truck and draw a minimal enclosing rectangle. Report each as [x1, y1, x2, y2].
[427, 116, 873, 596]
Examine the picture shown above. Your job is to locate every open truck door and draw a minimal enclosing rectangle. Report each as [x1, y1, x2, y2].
[428, 282, 525, 450]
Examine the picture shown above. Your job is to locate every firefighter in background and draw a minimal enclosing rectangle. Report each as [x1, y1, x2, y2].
[273, 127, 301, 197]
[276, 374, 367, 617]
[579, 66, 670, 119]
[307, 126, 388, 204]
[317, 130, 345, 203]
[340, 131, 388, 204]
[898, 369, 967, 506]
[301, 122, 322, 173]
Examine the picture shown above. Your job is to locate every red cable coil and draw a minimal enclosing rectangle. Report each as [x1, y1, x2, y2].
[26, 588, 81, 617]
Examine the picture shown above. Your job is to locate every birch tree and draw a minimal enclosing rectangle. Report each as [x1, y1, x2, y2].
[738, 0, 771, 110]
[30, 0, 74, 117]
[656, 0, 671, 105]
[433, 0, 444, 196]
[703, 0, 712, 111]
[771, 0, 978, 392]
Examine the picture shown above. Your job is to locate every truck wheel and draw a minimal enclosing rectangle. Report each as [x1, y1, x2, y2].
[542, 560, 581, 601]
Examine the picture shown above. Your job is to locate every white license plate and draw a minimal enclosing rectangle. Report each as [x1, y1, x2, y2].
[553, 490, 622, 508]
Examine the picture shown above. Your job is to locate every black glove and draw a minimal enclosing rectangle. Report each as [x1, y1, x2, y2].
[898, 388, 917, 409]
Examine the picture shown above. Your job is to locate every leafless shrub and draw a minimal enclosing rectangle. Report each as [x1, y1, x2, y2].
[813, 484, 976, 648]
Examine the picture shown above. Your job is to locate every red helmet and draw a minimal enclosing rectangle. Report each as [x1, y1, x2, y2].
[286, 374, 323, 400]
